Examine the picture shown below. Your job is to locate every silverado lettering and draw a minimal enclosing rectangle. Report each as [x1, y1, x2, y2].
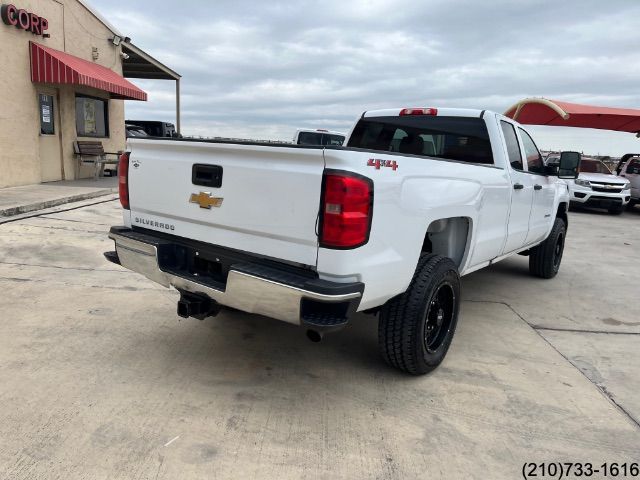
[134, 217, 175, 231]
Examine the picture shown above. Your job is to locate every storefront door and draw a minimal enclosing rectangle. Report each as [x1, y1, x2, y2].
[38, 90, 64, 182]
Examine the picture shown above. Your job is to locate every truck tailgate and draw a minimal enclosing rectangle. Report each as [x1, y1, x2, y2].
[127, 139, 324, 267]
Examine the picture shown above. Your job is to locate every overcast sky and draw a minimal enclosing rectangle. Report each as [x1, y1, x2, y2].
[90, 0, 640, 155]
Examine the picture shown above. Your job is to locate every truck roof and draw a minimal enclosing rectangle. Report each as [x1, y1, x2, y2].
[363, 107, 487, 118]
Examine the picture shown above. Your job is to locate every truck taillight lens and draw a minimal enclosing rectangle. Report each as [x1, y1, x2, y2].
[118, 152, 130, 210]
[320, 172, 373, 248]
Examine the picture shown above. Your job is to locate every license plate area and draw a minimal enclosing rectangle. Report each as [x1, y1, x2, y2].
[159, 244, 230, 289]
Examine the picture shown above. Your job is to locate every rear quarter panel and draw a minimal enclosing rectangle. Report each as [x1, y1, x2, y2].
[319, 148, 511, 310]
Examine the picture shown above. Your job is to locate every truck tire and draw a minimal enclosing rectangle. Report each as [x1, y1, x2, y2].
[529, 217, 566, 279]
[378, 254, 460, 375]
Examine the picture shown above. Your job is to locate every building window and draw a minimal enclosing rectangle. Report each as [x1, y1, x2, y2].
[75, 95, 109, 137]
[39, 94, 55, 135]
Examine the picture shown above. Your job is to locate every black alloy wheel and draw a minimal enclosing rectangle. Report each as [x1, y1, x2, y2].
[552, 231, 565, 270]
[423, 282, 456, 354]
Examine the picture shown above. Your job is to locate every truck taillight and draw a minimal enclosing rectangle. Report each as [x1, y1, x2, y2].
[320, 171, 373, 249]
[399, 107, 438, 116]
[118, 152, 130, 210]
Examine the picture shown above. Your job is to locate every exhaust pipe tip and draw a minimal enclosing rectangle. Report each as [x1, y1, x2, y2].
[306, 329, 323, 343]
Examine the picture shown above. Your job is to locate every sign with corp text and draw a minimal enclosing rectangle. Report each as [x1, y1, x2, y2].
[1, 4, 49, 36]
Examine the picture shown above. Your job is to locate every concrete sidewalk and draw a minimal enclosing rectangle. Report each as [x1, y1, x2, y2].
[0, 177, 118, 218]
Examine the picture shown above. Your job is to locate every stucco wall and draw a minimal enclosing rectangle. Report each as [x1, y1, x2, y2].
[0, 0, 129, 188]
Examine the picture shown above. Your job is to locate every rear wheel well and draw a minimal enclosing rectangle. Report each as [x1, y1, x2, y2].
[421, 217, 470, 269]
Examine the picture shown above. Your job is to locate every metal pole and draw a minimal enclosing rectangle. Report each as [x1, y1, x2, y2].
[176, 79, 181, 135]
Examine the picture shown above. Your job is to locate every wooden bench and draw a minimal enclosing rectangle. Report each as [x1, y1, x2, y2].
[73, 141, 121, 179]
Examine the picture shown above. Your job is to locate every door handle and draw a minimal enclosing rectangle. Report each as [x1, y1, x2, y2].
[192, 164, 223, 188]
[534, 184, 542, 190]
[513, 183, 524, 190]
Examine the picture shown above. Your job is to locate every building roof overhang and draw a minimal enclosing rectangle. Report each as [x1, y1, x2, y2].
[121, 41, 180, 81]
[504, 97, 640, 137]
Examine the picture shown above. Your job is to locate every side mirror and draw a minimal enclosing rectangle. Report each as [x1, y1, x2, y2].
[558, 151, 581, 179]
[544, 164, 559, 175]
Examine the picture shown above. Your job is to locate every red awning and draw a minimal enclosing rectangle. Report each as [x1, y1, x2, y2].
[504, 98, 640, 136]
[29, 42, 147, 101]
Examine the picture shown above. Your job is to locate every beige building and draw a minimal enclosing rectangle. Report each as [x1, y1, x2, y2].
[0, 0, 180, 188]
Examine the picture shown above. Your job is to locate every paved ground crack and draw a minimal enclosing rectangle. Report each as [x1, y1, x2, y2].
[0, 197, 117, 225]
[0, 276, 164, 292]
[598, 385, 640, 430]
[154, 454, 164, 480]
[0, 260, 127, 273]
[533, 326, 640, 335]
[31, 216, 112, 227]
[463, 299, 527, 322]
[463, 299, 640, 430]
[18, 223, 107, 234]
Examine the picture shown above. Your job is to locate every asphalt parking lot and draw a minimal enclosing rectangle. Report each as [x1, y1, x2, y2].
[1, 198, 639, 479]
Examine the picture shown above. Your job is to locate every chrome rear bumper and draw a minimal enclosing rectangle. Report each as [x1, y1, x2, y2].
[107, 227, 363, 326]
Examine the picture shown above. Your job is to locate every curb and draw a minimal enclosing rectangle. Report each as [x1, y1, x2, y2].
[0, 188, 116, 218]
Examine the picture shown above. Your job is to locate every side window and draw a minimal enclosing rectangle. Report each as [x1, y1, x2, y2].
[389, 128, 408, 152]
[322, 134, 345, 146]
[518, 128, 544, 174]
[419, 134, 437, 156]
[628, 158, 640, 174]
[500, 121, 523, 170]
[297, 132, 322, 145]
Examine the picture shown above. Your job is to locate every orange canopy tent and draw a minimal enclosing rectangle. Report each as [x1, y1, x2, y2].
[504, 98, 640, 137]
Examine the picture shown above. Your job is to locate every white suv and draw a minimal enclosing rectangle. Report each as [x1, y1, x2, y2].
[558, 157, 631, 214]
[616, 155, 640, 207]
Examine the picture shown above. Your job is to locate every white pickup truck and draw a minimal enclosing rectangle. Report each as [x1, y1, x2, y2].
[293, 128, 346, 146]
[106, 107, 579, 375]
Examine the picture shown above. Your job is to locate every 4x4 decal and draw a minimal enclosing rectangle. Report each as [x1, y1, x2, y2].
[367, 158, 398, 171]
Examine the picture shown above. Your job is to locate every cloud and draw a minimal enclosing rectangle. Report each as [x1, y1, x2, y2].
[89, 0, 640, 153]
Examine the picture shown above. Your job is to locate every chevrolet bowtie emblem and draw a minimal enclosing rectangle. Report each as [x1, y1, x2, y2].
[189, 192, 223, 209]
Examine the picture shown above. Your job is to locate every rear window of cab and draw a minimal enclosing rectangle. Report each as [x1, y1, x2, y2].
[347, 116, 494, 165]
